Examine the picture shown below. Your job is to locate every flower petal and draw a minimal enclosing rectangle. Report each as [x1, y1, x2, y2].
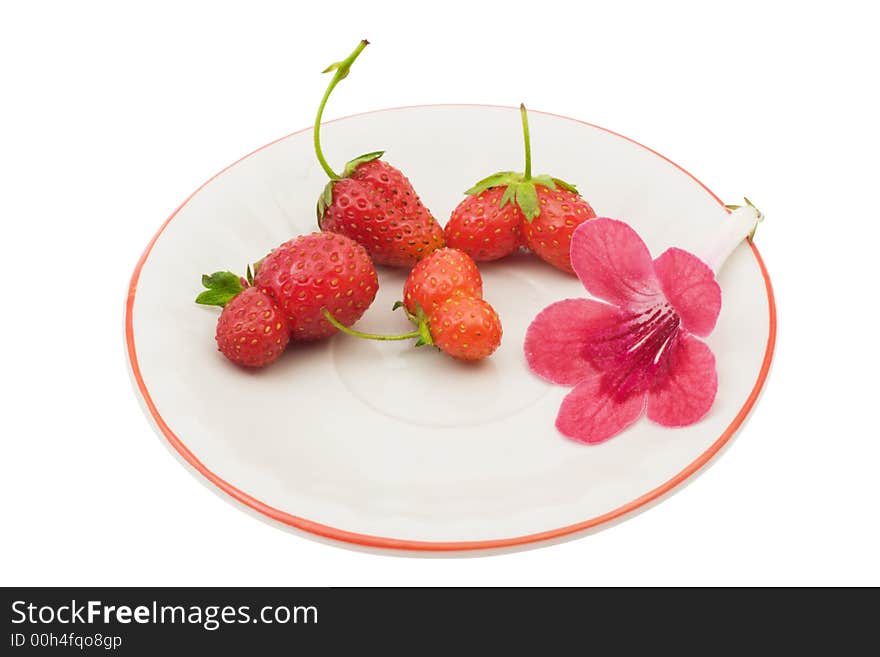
[646, 334, 717, 427]
[570, 218, 659, 307]
[524, 298, 622, 385]
[556, 376, 647, 444]
[653, 247, 721, 337]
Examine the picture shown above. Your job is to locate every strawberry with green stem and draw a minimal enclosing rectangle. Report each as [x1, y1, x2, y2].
[314, 40, 444, 267]
[196, 269, 290, 368]
[445, 104, 597, 272]
[322, 246, 501, 361]
[323, 296, 502, 362]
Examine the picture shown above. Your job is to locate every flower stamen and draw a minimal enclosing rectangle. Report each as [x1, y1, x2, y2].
[586, 303, 681, 401]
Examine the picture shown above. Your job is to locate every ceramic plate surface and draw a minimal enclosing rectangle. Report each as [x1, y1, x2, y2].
[126, 105, 775, 552]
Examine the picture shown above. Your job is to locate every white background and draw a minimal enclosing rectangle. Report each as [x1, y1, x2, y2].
[2, 1, 878, 586]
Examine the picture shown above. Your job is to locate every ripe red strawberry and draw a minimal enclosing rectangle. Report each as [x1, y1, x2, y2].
[444, 187, 524, 261]
[323, 294, 503, 362]
[323, 247, 502, 361]
[254, 232, 378, 341]
[196, 273, 290, 368]
[451, 104, 596, 273]
[428, 296, 502, 361]
[402, 247, 482, 315]
[521, 186, 596, 273]
[313, 41, 444, 267]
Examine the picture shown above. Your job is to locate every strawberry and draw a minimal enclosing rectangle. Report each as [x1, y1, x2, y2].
[313, 40, 444, 267]
[521, 185, 597, 274]
[254, 232, 378, 341]
[323, 296, 502, 362]
[323, 248, 502, 361]
[444, 186, 524, 261]
[427, 296, 502, 361]
[451, 104, 596, 273]
[402, 247, 482, 315]
[196, 273, 290, 368]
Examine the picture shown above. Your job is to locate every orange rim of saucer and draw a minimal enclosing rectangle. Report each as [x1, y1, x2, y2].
[125, 105, 777, 552]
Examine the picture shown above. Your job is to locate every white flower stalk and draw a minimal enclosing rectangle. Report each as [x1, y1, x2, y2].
[702, 199, 764, 274]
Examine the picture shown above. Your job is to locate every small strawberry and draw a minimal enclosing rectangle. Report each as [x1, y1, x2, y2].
[254, 232, 378, 341]
[444, 186, 524, 261]
[427, 296, 502, 361]
[451, 104, 596, 273]
[323, 249, 502, 362]
[402, 247, 483, 315]
[196, 272, 290, 368]
[313, 40, 444, 267]
[323, 297, 502, 362]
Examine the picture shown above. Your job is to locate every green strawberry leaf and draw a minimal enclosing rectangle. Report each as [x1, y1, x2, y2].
[552, 177, 579, 193]
[321, 39, 369, 80]
[514, 182, 540, 221]
[464, 171, 520, 196]
[463, 168, 581, 221]
[499, 183, 516, 209]
[195, 271, 244, 307]
[322, 180, 335, 207]
[413, 303, 434, 347]
[530, 174, 558, 191]
[417, 321, 434, 347]
[343, 151, 385, 177]
[321, 57, 355, 80]
[246, 264, 254, 286]
[316, 180, 336, 225]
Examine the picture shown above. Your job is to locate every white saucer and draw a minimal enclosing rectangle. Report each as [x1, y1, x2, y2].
[126, 105, 775, 553]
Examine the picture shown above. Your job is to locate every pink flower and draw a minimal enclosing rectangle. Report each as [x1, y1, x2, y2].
[525, 218, 722, 444]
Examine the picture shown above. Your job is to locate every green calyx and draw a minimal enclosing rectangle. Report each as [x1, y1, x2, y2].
[313, 40, 385, 226]
[195, 271, 245, 307]
[343, 150, 385, 177]
[464, 171, 577, 221]
[316, 151, 385, 225]
[391, 301, 434, 347]
[464, 104, 578, 221]
[724, 196, 765, 240]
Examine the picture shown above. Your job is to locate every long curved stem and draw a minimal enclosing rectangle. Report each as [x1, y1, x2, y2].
[520, 103, 532, 181]
[313, 40, 369, 181]
[323, 309, 420, 341]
